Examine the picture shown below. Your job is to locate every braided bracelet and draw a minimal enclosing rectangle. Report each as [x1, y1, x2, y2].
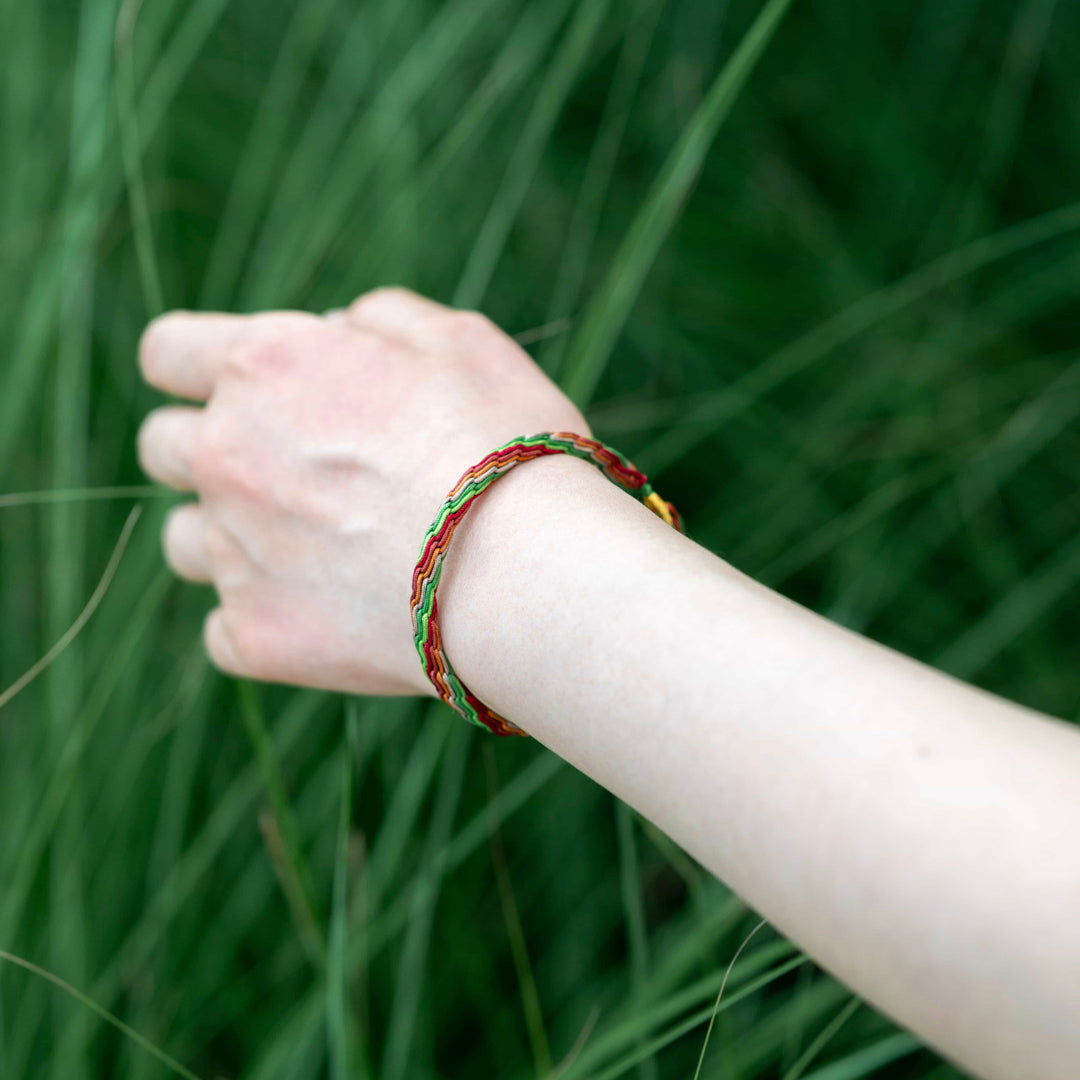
[410, 432, 683, 737]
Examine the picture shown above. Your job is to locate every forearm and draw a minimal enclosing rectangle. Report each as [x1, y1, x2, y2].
[437, 452, 1080, 1080]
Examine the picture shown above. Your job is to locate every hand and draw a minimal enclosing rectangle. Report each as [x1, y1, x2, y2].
[136, 287, 591, 697]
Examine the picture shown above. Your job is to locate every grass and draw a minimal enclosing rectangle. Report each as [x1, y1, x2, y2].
[0, 0, 1077, 1077]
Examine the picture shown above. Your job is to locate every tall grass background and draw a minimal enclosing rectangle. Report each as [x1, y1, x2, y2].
[1, 0, 1078, 1076]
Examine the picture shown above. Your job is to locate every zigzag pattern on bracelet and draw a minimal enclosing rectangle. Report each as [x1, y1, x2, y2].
[410, 432, 683, 736]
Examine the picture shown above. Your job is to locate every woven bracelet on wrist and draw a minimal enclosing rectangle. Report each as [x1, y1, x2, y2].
[410, 432, 683, 737]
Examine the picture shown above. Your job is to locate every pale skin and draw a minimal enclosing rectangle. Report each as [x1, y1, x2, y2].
[136, 287, 1080, 1080]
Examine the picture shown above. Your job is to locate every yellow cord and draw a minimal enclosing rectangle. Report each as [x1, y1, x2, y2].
[643, 491, 675, 527]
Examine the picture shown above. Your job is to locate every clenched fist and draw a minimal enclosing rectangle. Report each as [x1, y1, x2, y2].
[136, 287, 590, 697]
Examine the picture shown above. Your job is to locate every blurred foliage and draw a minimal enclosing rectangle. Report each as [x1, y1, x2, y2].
[0, 0, 1077, 1077]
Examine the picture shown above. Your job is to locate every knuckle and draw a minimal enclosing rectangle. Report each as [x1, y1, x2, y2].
[232, 336, 295, 380]
[219, 339, 259, 380]
[186, 419, 220, 487]
[252, 311, 325, 352]
[192, 412, 262, 497]
[203, 520, 238, 567]
[365, 285, 413, 309]
[447, 308, 495, 340]
[220, 453, 263, 500]
[259, 309, 322, 330]
[348, 286, 424, 325]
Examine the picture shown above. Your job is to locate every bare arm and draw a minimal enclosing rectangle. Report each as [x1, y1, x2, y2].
[137, 288, 1080, 1080]
[438, 450, 1080, 1080]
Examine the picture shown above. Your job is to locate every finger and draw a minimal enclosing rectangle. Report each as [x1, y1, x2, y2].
[137, 405, 203, 491]
[139, 311, 254, 400]
[203, 606, 282, 682]
[345, 286, 452, 346]
[203, 600, 319, 687]
[139, 310, 322, 399]
[162, 503, 212, 583]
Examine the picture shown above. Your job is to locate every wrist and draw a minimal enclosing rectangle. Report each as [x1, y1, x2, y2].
[434, 451, 612, 636]
[431, 447, 687, 735]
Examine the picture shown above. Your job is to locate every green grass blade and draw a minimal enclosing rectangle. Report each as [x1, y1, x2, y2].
[241, 0, 508, 309]
[799, 1033, 922, 1080]
[238, 680, 326, 971]
[485, 743, 552, 1078]
[780, 997, 861, 1080]
[0, 566, 169, 948]
[0, 951, 204, 1080]
[333, 0, 575, 302]
[248, 736, 562, 1076]
[135, 0, 235, 146]
[0, 506, 142, 712]
[934, 528, 1080, 679]
[556, 940, 799, 1080]
[564, 953, 809, 1080]
[452, 0, 611, 309]
[198, 0, 340, 310]
[115, 0, 166, 317]
[540, 0, 664, 378]
[73, 691, 326, 1038]
[327, 701, 358, 1080]
[616, 802, 656, 1080]
[637, 199, 1080, 477]
[560, 0, 796, 407]
[380, 724, 471, 1080]
[0, 485, 168, 509]
[691, 919, 768, 1080]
